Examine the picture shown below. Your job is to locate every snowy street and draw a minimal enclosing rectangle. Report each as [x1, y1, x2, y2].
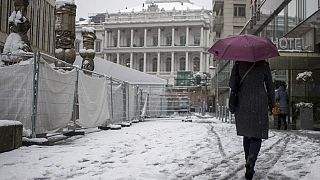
[1, 117, 320, 180]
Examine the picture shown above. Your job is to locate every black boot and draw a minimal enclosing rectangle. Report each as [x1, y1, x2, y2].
[245, 154, 256, 180]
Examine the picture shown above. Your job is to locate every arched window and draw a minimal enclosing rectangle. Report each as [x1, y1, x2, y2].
[166, 58, 171, 72]
[193, 57, 200, 72]
[179, 57, 186, 71]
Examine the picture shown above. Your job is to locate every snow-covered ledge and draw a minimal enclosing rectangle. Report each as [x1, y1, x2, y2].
[0, 120, 23, 153]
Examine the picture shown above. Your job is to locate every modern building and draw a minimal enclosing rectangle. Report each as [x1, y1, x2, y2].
[0, 0, 56, 55]
[239, 0, 320, 130]
[75, 0, 212, 86]
[211, 0, 252, 107]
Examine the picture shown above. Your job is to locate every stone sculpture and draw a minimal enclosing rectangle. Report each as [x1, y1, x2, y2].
[55, 1, 76, 67]
[79, 27, 96, 72]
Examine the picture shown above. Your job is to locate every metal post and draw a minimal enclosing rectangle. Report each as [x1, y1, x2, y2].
[122, 82, 126, 122]
[72, 69, 79, 131]
[31, 52, 40, 138]
[110, 77, 113, 123]
[127, 83, 130, 121]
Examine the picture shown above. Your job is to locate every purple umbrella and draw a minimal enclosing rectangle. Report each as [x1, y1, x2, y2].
[208, 34, 280, 62]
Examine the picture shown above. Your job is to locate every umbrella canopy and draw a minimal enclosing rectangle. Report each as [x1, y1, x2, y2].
[208, 34, 280, 62]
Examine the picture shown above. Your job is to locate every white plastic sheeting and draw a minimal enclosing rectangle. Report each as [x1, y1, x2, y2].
[0, 63, 33, 130]
[75, 56, 166, 85]
[141, 94, 148, 117]
[0, 59, 76, 133]
[111, 84, 125, 124]
[37, 61, 76, 133]
[77, 71, 110, 128]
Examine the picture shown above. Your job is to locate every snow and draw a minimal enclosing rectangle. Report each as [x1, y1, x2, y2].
[81, 26, 95, 33]
[79, 49, 95, 54]
[8, 11, 27, 26]
[296, 71, 312, 81]
[0, 120, 22, 127]
[22, 137, 48, 143]
[3, 33, 26, 54]
[119, 1, 203, 13]
[295, 102, 313, 109]
[56, 0, 75, 9]
[0, 117, 319, 180]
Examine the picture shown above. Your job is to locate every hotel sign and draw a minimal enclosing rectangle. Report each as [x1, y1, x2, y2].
[271, 38, 305, 51]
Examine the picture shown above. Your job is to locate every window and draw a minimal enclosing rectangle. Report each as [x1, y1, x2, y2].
[113, 37, 117, 47]
[152, 58, 157, 72]
[95, 41, 101, 52]
[125, 58, 130, 67]
[166, 58, 171, 72]
[193, 57, 200, 72]
[166, 36, 172, 46]
[180, 36, 186, 46]
[234, 4, 246, 17]
[153, 36, 158, 46]
[139, 58, 144, 72]
[179, 57, 186, 71]
[194, 34, 200, 46]
[140, 37, 144, 47]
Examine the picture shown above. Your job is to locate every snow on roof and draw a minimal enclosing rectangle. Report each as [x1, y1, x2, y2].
[0, 120, 22, 127]
[81, 27, 95, 33]
[118, 0, 203, 13]
[56, 0, 75, 8]
[75, 56, 167, 85]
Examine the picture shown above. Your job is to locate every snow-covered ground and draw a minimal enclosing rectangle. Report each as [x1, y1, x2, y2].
[1, 117, 320, 180]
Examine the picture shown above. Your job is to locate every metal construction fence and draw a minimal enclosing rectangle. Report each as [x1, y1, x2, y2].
[0, 52, 193, 138]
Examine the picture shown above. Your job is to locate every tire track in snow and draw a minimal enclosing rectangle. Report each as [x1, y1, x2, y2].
[187, 128, 288, 179]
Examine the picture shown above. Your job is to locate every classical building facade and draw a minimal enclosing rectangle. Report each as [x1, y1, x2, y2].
[75, 0, 212, 85]
[0, 0, 56, 55]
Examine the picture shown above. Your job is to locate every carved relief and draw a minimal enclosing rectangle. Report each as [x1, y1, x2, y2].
[79, 28, 96, 72]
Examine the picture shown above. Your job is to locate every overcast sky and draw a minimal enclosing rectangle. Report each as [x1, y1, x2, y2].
[75, 0, 212, 19]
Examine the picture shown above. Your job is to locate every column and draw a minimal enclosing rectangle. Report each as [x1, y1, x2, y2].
[116, 53, 120, 64]
[158, 27, 161, 47]
[144, 28, 147, 47]
[104, 30, 107, 49]
[117, 29, 120, 48]
[171, 52, 174, 74]
[206, 53, 210, 72]
[206, 29, 210, 47]
[185, 52, 189, 71]
[172, 27, 175, 47]
[143, 52, 147, 72]
[130, 29, 133, 47]
[157, 52, 160, 75]
[130, 52, 133, 69]
[200, 27, 204, 47]
[200, 52, 203, 72]
[186, 26, 189, 47]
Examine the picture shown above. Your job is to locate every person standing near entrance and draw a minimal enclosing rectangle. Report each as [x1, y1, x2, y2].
[275, 83, 289, 130]
[229, 60, 275, 180]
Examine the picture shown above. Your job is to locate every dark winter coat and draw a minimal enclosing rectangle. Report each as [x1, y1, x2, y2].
[229, 61, 275, 139]
[275, 86, 289, 115]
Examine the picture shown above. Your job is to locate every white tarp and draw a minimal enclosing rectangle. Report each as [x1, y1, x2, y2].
[141, 94, 148, 117]
[37, 61, 76, 133]
[0, 63, 33, 130]
[75, 56, 166, 85]
[111, 84, 124, 124]
[78, 71, 110, 128]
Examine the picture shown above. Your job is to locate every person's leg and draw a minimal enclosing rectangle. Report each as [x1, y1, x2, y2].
[243, 136, 250, 161]
[245, 137, 262, 179]
[277, 114, 282, 130]
[283, 114, 287, 130]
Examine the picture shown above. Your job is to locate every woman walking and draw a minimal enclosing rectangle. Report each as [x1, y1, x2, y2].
[229, 60, 275, 180]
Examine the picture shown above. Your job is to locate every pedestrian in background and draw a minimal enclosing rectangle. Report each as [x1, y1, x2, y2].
[229, 60, 275, 180]
[275, 83, 289, 130]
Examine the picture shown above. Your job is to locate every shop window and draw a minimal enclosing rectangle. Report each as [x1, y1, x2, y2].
[234, 4, 246, 17]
